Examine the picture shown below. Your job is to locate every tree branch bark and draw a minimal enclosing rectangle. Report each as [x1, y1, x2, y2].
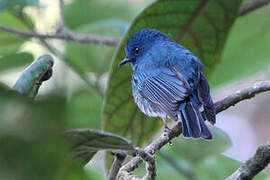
[226, 143, 270, 180]
[118, 80, 270, 180]
[238, 0, 270, 16]
[0, 0, 269, 46]
[108, 151, 127, 180]
[0, 25, 120, 46]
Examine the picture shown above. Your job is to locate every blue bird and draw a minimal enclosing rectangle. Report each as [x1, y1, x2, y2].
[119, 28, 216, 140]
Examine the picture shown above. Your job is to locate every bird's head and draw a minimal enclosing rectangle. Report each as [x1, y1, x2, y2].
[119, 28, 171, 70]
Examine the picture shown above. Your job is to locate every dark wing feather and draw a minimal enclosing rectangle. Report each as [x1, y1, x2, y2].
[198, 73, 216, 124]
[139, 67, 191, 121]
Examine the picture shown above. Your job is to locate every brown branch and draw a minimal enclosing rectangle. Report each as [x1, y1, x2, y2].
[215, 81, 270, 113]
[0, 25, 120, 46]
[226, 143, 270, 180]
[118, 81, 270, 179]
[238, 0, 270, 16]
[107, 151, 127, 180]
[0, 0, 269, 46]
[136, 148, 156, 180]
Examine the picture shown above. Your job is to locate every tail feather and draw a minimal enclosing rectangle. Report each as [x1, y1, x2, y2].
[180, 101, 212, 140]
[198, 73, 216, 124]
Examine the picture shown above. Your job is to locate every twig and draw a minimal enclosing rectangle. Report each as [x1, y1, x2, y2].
[0, 25, 120, 46]
[226, 143, 270, 180]
[135, 148, 156, 180]
[107, 151, 127, 180]
[215, 81, 270, 113]
[238, 0, 270, 16]
[118, 81, 270, 179]
[159, 151, 198, 180]
[0, 1, 269, 46]
[58, 0, 65, 27]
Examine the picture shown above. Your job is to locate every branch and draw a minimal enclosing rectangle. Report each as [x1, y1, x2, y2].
[58, 0, 65, 27]
[215, 81, 270, 113]
[118, 80, 270, 178]
[159, 152, 198, 180]
[136, 148, 156, 180]
[13, 54, 54, 99]
[226, 143, 270, 180]
[238, 0, 270, 16]
[0, 25, 120, 46]
[0, 0, 269, 46]
[107, 151, 127, 180]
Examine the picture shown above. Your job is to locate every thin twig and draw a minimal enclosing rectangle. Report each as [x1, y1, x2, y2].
[135, 148, 156, 180]
[215, 81, 270, 113]
[58, 0, 65, 27]
[0, 1, 269, 46]
[238, 0, 270, 16]
[118, 81, 270, 179]
[0, 25, 120, 46]
[107, 151, 127, 180]
[159, 151, 198, 180]
[226, 143, 270, 180]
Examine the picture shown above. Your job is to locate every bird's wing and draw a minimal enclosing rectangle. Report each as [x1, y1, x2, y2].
[139, 66, 191, 120]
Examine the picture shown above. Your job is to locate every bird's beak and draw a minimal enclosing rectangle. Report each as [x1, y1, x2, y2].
[119, 57, 131, 67]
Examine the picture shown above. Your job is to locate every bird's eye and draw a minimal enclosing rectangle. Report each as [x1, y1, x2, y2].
[134, 47, 139, 55]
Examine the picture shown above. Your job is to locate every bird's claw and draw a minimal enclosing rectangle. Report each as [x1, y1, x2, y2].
[163, 126, 173, 135]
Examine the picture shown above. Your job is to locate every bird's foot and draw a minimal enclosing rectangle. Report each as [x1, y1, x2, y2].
[163, 125, 173, 135]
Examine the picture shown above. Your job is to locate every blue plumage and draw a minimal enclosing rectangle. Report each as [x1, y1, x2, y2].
[119, 28, 216, 140]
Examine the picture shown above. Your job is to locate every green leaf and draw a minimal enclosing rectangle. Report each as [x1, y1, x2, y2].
[0, 0, 38, 10]
[13, 54, 54, 98]
[65, 19, 128, 75]
[166, 126, 232, 164]
[103, 0, 242, 147]
[210, 5, 270, 87]
[65, 128, 134, 165]
[197, 155, 267, 180]
[64, 0, 134, 29]
[0, 89, 89, 180]
[0, 11, 29, 55]
[0, 52, 33, 73]
[67, 88, 103, 129]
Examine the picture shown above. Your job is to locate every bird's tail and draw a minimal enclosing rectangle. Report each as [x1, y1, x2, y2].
[179, 98, 212, 140]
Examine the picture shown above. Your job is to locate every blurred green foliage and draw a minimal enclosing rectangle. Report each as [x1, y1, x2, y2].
[0, 88, 89, 180]
[0, 0, 38, 10]
[210, 5, 270, 87]
[67, 88, 103, 129]
[0, 52, 33, 72]
[0, 0, 270, 179]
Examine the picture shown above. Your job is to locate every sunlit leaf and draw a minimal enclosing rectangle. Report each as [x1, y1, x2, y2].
[65, 128, 134, 165]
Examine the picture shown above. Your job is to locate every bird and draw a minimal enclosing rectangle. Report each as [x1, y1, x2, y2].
[119, 28, 216, 140]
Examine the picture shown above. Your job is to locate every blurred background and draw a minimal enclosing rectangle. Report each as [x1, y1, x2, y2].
[0, 0, 270, 179]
